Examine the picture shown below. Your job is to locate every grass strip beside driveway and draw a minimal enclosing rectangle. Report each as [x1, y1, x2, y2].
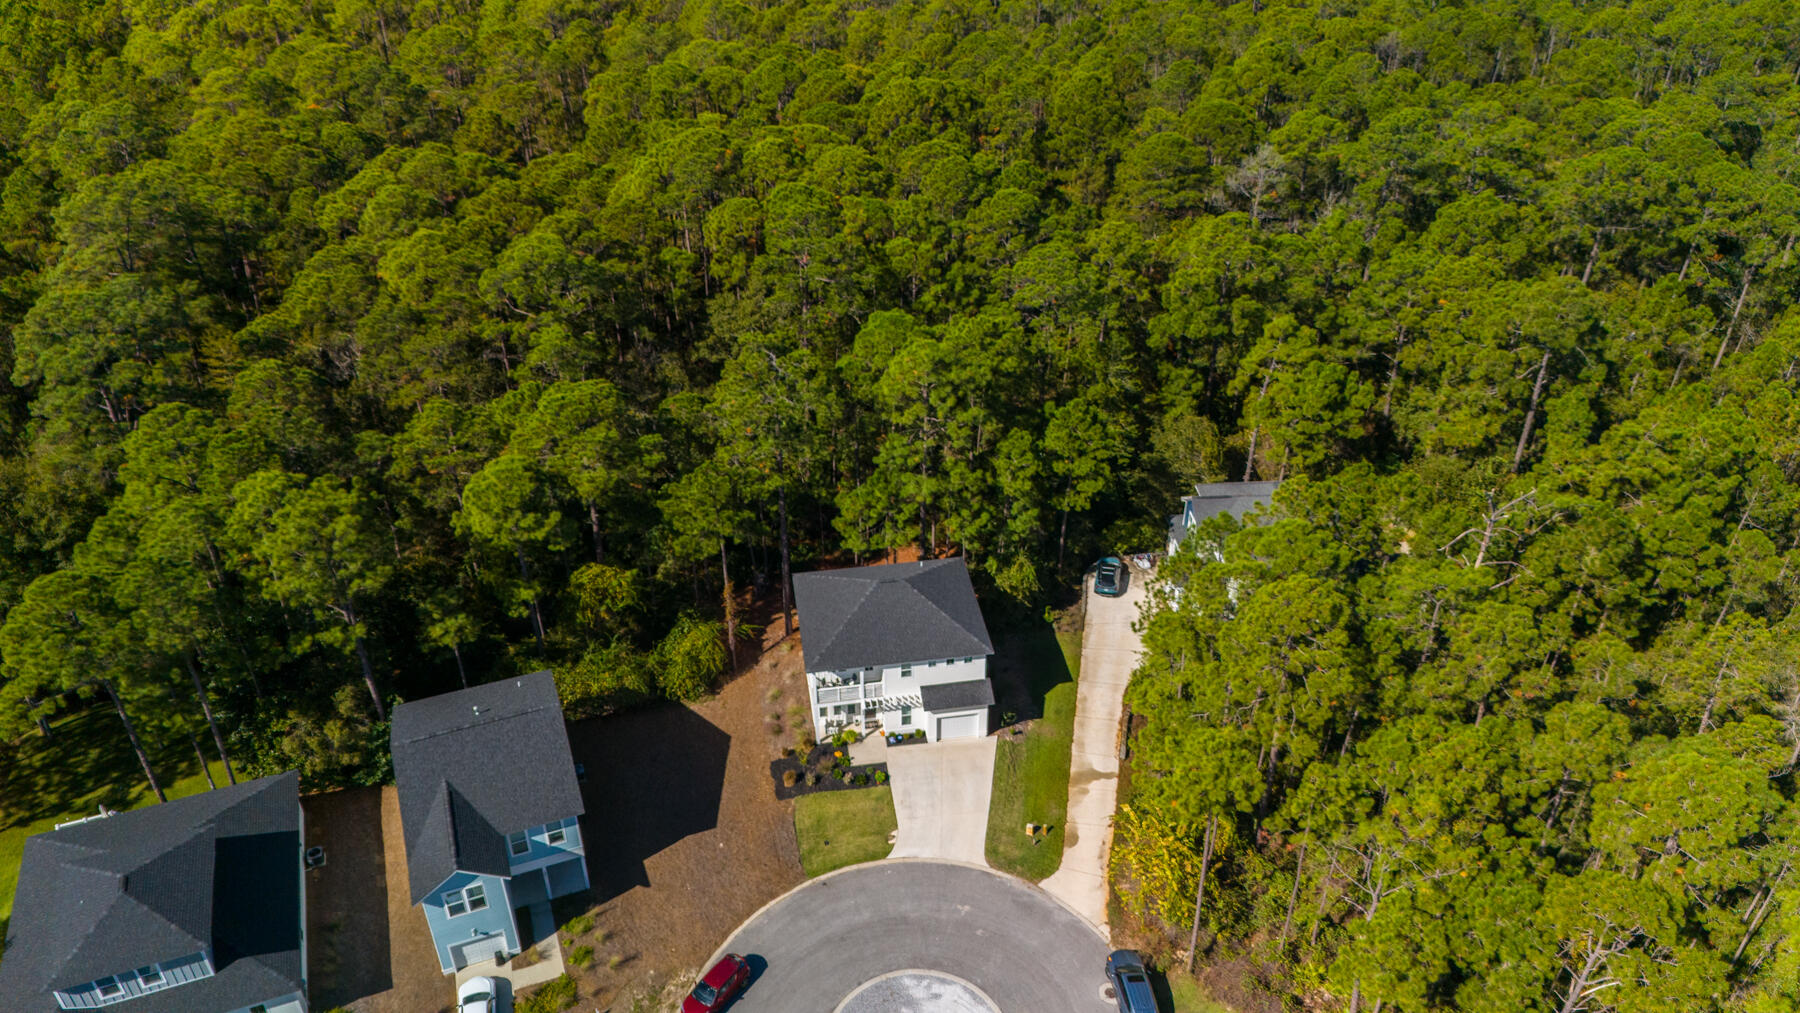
[793, 785, 896, 877]
[986, 628, 1081, 881]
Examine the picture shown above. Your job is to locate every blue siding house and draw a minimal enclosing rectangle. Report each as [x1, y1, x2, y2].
[391, 671, 589, 973]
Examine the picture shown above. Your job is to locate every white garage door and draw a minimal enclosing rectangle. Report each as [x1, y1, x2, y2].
[453, 933, 507, 969]
[936, 711, 983, 740]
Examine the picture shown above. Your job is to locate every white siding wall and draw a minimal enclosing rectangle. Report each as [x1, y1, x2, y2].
[808, 656, 989, 739]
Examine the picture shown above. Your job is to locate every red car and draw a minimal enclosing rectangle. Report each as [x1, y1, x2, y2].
[681, 953, 751, 1012]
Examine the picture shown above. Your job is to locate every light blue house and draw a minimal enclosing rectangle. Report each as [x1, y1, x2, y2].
[391, 671, 589, 973]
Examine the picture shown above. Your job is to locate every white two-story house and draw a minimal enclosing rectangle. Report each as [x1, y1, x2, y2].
[792, 557, 996, 742]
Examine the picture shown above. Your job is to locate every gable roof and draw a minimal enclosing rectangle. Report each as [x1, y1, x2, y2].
[1171, 480, 1282, 545]
[0, 772, 304, 1013]
[390, 670, 584, 903]
[791, 558, 994, 673]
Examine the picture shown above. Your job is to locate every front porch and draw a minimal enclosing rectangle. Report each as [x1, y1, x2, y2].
[816, 692, 924, 739]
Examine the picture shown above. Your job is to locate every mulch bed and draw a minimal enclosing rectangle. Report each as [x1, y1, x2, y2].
[769, 742, 890, 800]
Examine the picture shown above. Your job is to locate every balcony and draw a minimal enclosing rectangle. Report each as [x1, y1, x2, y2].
[816, 683, 873, 705]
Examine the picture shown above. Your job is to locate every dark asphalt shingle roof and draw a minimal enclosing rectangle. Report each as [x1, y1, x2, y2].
[391, 670, 585, 904]
[1170, 480, 1282, 545]
[918, 679, 996, 711]
[791, 558, 994, 673]
[0, 772, 304, 1013]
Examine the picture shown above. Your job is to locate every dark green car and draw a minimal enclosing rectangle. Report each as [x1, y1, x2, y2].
[1094, 556, 1127, 597]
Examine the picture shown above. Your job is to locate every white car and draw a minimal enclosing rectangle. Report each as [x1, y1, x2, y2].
[457, 976, 509, 1013]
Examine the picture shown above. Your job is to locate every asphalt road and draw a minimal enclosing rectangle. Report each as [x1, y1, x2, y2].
[715, 860, 1111, 1012]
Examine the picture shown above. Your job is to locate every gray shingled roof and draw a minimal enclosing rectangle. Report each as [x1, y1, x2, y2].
[1170, 480, 1282, 545]
[918, 679, 996, 711]
[792, 558, 994, 673]
[0, 772, 304, 1013]
[391, 670, 585, 904]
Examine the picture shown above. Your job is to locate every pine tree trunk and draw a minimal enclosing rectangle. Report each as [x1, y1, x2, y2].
[193, 735, 217, 790]
[1511, 349, 1553, 473]
[516, 548, 547, 651]
[452, 643, 468, 688]
[104, 679, 166, 803]
[345, 596, 386, 720]
[185, 651, 236, 784]
[721, 539, 737, 665]
[1280, 843, 1307, 944]
[587, 499, 605, 564]
[1186, 813, 1218, 972]
[778, 478, 793, 638]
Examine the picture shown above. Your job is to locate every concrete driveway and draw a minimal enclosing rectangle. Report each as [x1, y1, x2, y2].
[714, 861, 1108, 1012]
[885, 737, 997, 865]
[1039, 565, 1149, 935]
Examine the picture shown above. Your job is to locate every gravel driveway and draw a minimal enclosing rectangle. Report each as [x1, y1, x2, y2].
[715, 861, 1108, 1013]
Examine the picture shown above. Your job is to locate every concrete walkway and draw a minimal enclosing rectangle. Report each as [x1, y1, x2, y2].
[885, 737, 998, 865]
[1039, 566, 1150, 936]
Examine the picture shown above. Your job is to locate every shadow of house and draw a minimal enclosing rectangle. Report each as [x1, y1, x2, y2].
[987, 624, 1077, 724]
[565, 704, 730, 903]
[302, 787, 392, 1008]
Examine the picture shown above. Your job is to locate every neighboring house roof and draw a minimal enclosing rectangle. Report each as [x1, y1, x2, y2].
[792, 558, 995, 673]
[391, 670, 585, 904]
[0, 772, 304, 1013]
[919, 679, 996, 712]
[1169, 480, 1283, 546]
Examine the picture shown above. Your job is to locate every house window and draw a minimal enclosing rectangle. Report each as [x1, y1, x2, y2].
[444, 882, 489, 917]
[136, 965, 163, 989]
[818, 707, 827, 717]
[900, 664, 912, 678]
[900, 706, 913, 727]
[251, 1006, 270, 1013]
[546, 821, 568, 846]
[95, 977, 122, 998]
[509, 830, 530, 856]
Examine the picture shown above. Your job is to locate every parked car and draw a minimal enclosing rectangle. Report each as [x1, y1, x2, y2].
[457, 976, 508, 1013]
[1094, 556, 1127, 597]
[682, 953, 752, 1012]
[1104, 950, 1163, 1013]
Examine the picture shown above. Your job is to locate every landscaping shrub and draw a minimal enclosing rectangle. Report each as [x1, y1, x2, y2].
[653, 615, 729, 700]
[842, 771, 855, 784]
[568, 945, 594, 968]
[516, 974, 578, 1013]
[806, 771, 821, 786]
[874, 769, 888, 784]
[562, 913, 595, 937]
[783, 769, 799, 787]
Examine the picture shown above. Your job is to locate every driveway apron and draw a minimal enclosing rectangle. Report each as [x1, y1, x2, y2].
[884, 737, 997, 865]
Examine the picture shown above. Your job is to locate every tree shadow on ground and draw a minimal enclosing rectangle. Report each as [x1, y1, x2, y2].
[0, 709, 194, 830]
[567, 704, 730, 902]
[987, 622, 1077, 725]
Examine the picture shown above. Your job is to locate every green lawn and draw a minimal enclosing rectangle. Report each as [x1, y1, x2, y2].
[1164, 973, 1234, 1012]
[793, 786, 897, 877]
[985, 627, 1082, 880]
[0, 709, 231, 953]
